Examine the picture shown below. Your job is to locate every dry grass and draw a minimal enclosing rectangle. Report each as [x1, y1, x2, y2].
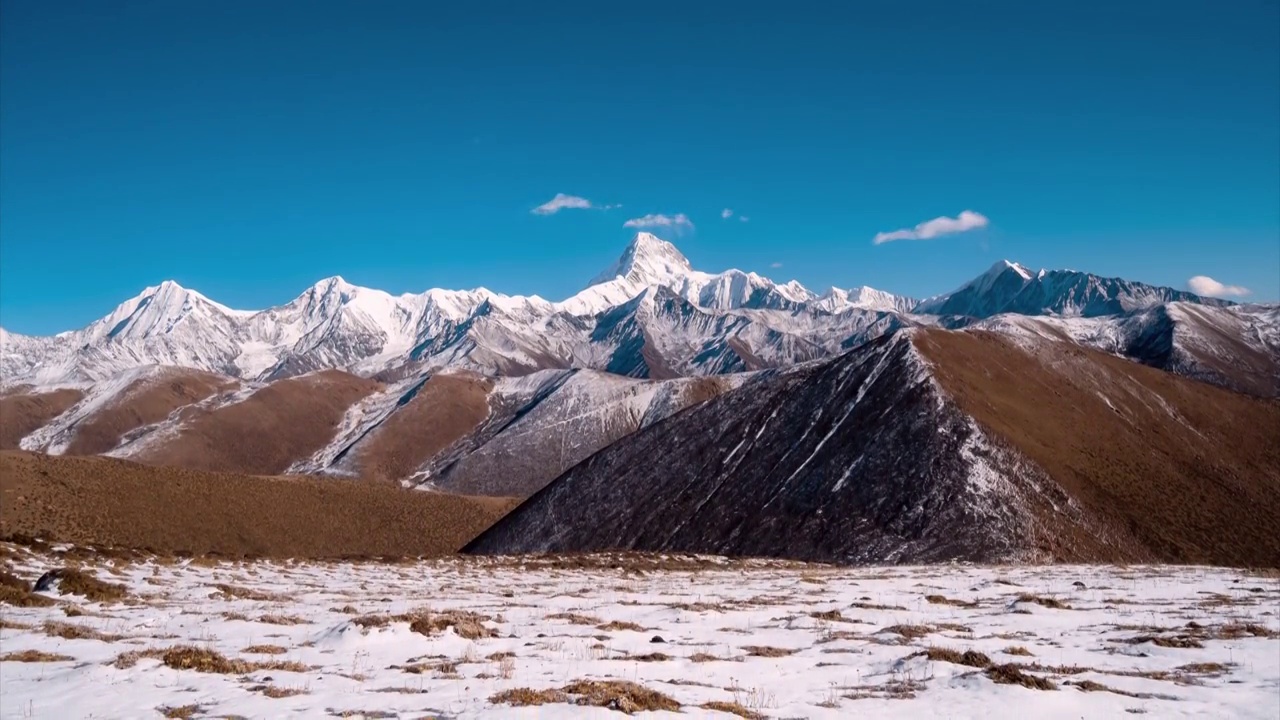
[922, 646, 992, 668]
[546, 611, 601, 625]
[490, 687, 571, 706]
[242, 644, 288, 655]
[598, 620, 647, 632]
[743, 645, 795, 657]
[1014, 593, 1071, 610]
[490, 680, 681, 713]
[925, 594, 979, 608]
[700, 700, 766, 719]
[43, 620, 123, 642]
[257, 684, 308, 698]
[624, 652, 672, 662]
[0, 584, 56, 607]
[159, 705, 202, 719]
[809, 609, 849, 622]
[407, 609, 494, 640]
[918, 329, 1280, 567]
[1003, 645, 1034, 656]
[1215, 622, 1277, 639]
[212, 583, 284, 601]
[562, 679, 681, 713]
[0, 451, 518, 560]
[881, 624, 935, 639]
[112, 647, 167, 669]
[256, 614, 308, 626]
[1, 649, 74, 662]
[160, 645, 311, 674]
[986, 663, 1057, 690]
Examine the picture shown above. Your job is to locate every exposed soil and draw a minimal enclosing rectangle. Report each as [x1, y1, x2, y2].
[0, 451, 518, 558]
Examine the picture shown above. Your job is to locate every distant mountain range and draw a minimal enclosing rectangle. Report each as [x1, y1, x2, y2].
[3, 232, 1277, 566]
[0, 232, 1252, 388]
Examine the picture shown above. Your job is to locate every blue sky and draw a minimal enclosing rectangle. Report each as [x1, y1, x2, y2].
[1, 0, 1277, 334]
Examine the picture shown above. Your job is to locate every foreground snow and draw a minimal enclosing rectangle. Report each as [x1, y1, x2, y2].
[1, 547, 1277, 719]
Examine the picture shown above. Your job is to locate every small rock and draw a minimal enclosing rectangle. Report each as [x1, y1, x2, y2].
[650, 635, 666, 644]
[1072, 581, 1087, 590]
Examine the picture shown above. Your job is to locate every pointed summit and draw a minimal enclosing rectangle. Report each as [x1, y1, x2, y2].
[588, 232, 693, 288]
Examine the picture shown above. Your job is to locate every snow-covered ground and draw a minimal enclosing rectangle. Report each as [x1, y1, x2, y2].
[2, 546, 1277, 719]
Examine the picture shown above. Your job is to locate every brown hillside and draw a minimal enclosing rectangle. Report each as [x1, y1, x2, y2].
[136, 370, 381, 475]
[354, 373, 494, 482]
[0, 388, 85, 449]
[65, 369, 236, 455]
[0, 451, 518, 558]
[915, 329, 1280, 567]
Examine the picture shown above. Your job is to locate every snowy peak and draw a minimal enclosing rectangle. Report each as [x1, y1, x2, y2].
[815, 286, 918, 314]
[588, 232, 693, 287]
[85, 280, 243, 343]
[915, 260, 1234, 319]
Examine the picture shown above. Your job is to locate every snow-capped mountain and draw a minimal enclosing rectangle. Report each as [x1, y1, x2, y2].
[915, 259, 1230, 318]
[0, 233, 916, 388]
[0, 233, 1252, 391]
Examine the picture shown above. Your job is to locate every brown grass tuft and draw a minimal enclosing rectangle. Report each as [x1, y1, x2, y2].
[242, 644, 288, 655]
[597, 620, 647, 632]
[255, 614, 308, 626]
[922, 646, 992, 668]
[0, 583, 57, 607]
[1003, 646, 1034, 656]
[986, 663, 1057, 690]
[407, 609, 494, 640]
[212, 583, 284, 601]
[111, 647, 166, 668]
[882, 624, 934, 639]
[743, 645, 795, 657]
[258, 684, 308, 698]
[490, 687, 570, 706]
[1014, 593, 1070, 610]
[926, 594, 979, 608]
[0, 649, 74, 662]
[159, 705, 202, 719]
[701, 700, 766, 719]
[546, 612, 602, 625]
[43, 620, 123, 642]
[562, 679, 681, 713]
[160, 645, 311, 674]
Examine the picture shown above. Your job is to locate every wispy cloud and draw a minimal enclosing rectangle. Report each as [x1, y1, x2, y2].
[623, 213, 695, 233]
[873, 210, 989, 245]
[770, 261, 783, 268]
[721, 208, 734, 219]
[739, 216, 749, 223]
[531, 193, 618, 215]
[1188, 275, 1251, 298]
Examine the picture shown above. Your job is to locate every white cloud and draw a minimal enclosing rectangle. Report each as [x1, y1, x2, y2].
[532, 193, 617, 215]
[873, 210, 989, 245]
[623, 213, 695, 233]
[1188, 275, 1251, 298]
[739, 216, 749, 223]
[721, 208, 734, 219]
[770, 262, 783, 268]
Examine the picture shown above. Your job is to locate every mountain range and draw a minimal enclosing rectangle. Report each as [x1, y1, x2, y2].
[3, 232, 1278, 565]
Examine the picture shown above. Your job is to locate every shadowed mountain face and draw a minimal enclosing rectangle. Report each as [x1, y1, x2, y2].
[467, 330, 1280, 566]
